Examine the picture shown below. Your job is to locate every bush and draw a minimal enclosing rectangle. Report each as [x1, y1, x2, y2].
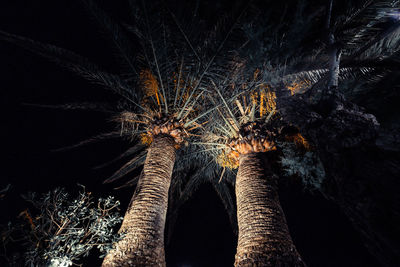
[1, 186, 123, 267]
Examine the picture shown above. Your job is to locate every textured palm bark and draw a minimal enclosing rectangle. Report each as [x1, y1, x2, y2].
[102, 135, 176, 267]
[235, 153, 305, 267]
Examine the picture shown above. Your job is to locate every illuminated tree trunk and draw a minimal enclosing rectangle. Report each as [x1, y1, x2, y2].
[102, 135, 176, 267]
[234, 153, 305, 267]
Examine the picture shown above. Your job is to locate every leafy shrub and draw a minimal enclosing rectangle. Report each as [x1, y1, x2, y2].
[1, 186, 123, 267]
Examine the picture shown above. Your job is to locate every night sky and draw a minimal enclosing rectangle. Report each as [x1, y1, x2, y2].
[0, 1, 383, 266]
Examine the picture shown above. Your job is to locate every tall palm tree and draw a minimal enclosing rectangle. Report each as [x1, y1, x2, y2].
[199, 75, 310, 265]
[194, 2, 328, 262]
[0, 0, 248, 265]
[102, 135, 176, 266]
[199, 1, 399, 265]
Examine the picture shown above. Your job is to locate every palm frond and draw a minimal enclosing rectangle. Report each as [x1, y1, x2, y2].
[336, 0, 400, 56]
[82, 0, 139, 75]
[21, 102, 114, 113]
[103, 151, 147, 184]
[93, 143, 146, 170]
[52, 131, 121, 152]
[0, 30, 136, 100]
[351, 21, 400, 58]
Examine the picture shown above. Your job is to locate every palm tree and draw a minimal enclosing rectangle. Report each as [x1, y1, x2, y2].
[199, 76, 310, 265]
[102, 135, 176, 266]
[194, 2, 327, 263]
[199, 0, 399, 265]
[0, 0, 249, 265]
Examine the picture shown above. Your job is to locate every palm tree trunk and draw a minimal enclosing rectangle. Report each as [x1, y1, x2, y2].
[234, 153, 305, 267]
[102, 134, 176, 267]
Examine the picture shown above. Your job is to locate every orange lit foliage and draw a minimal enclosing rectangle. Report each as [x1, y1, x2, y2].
[287, 79, 311, 95]
[250, 86, 276, 118]
[140, 69, 162, 106]
[140, 132, 153, 146]
[285, 132, 311, 151]
[217, 151, 239, 169]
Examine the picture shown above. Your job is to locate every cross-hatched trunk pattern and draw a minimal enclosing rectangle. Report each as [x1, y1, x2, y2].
[234, 153, 306, 267]
[102, 135, 176, 267]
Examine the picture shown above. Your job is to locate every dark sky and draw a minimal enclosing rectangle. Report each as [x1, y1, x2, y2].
[0, 1, 381, 266]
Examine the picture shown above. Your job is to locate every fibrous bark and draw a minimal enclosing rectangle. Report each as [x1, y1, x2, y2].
[102, 135, 176, 267]
[234, 153, 305, 267]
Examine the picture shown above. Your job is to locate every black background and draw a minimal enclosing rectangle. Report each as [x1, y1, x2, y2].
[0, 1, 380, 266]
